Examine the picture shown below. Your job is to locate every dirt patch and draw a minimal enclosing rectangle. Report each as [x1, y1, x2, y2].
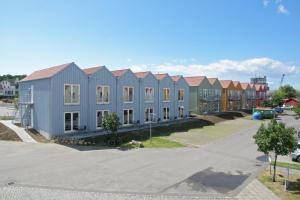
[193, 111, 249, 124]
[0, 122, 21, 141]
[26, 128, 49, 143]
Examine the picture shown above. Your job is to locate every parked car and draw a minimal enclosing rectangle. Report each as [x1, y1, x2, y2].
[274, 106, 284, 113]
[291, 142, 300, 162]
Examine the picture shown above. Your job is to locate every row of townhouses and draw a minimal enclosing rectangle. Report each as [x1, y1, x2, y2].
[18, 62, 267, 139]
[0, 79, 19, 97]
[18, 62, 189, 138]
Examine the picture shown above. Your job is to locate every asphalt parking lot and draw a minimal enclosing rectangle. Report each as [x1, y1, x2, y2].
[0, 104, 15, 117]
[0, 119, 265, 198]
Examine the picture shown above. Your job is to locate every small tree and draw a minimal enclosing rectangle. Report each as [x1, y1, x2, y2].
[254, 119, 297, 182]
[102, 112, 121, 145]
[271, 90, 284, 106]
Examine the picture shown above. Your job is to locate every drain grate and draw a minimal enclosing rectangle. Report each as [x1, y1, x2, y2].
[7, 181, 15, 186]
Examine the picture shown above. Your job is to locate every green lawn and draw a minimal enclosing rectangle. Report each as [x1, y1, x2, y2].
[272, 161, 300, 170]
[119, 137, 185, 149]
[165, 118, 261, 147]
[142, 137, 185, 148]
[84, 114, 261, 149]
[258, 168, 300, 200]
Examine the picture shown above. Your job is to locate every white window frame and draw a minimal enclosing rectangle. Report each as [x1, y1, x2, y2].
[64, 111, 80, 133]
[163, 88, 170, 102]
[123, 86, 134, 103]
[145, 87, 154, 102]
[178, 106, 184, 119]
[203, 89, 208, 99]
[96, 110, 109, 129]
[96, 85, 110, 104]
[178, 89, 184, 102]
[123, 109, 134, 125]
[144, 107, 154, 123]
[64, 84, 80, 105]
[163, 107, 170, 121]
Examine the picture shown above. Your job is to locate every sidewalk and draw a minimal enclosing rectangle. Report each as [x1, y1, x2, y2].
[0, 120, 37, 143]
[235, 179, 280, 200]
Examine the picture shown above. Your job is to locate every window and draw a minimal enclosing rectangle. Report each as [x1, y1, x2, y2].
[215, 89, 221, 99]
[178, 106, 184, 118]
[96, 85, 109, 104]
[123, 109, 134, 125]
[163, 88, 170, 101]
[64, 112, 80, 132]
[96, 110, 109, 129]
[203, 89, 208, 99]
[145, 87, 154, 102]
[123, 87, 134, 102]
[64, 84, 80, 104]
[178, 89, 184, 101]
[163, 107, 170, 120]
[144, 108, 153, 122]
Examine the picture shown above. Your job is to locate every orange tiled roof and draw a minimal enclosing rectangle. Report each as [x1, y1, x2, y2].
[255, 84, 262, 91]
[207, 78, 217, 85]
[111, 69, 129, 77]
[21, 62, 72, 82]
[232, 81, 240, 87]
[134, 71, 149, 78]
[83, 66, 104, 75]
[184, 76, 206, 86]
[154, 73, 168, 80]
[219, 80, 233, 89]
[240, 83, 250, 90]
[171, 75, 182, 82]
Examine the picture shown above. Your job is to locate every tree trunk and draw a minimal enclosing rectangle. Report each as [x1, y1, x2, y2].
[272, 154, 277, 182]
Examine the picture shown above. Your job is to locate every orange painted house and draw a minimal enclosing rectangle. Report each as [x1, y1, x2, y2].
[219, 80, 236, 111]
[232, 81, 243, 110]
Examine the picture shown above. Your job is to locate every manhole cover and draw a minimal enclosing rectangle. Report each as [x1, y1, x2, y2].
[7, 182, 15, 186]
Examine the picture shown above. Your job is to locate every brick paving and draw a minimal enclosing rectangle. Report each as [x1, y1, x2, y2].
[235, 179, 280, 200]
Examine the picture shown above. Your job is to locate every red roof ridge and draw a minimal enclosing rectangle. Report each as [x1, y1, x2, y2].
[21, 62, 73, 82]
[83, 65, 104, 75]
[134, 71, 150, 78]
[184, 76, 206, 86]
[154, 73, 168, 80]
[111, 69, 129, 77]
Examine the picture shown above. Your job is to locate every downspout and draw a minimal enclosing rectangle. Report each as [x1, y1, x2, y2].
[138, 78, 141, 125]
[87, 76, 90, 131]
[116, 77, 118, 116]
[157, 80, 160, 123]
[173, 80, 176, 120]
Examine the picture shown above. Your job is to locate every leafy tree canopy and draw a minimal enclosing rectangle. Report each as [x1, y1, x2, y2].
[254, 119, 297, 181]
[0, 74, 26, 82]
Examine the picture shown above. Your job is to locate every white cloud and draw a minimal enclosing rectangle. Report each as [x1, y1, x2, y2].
[129, 57, 299, 88]
[277, 4, 289, 14]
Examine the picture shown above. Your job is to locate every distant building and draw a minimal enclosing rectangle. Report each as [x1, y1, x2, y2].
[250, 76, 269, 91]
[283, 98, 298, 108]
[0, 78, 19, 97]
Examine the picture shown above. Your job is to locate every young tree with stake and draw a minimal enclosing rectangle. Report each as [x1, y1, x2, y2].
[254, 119, 297, 182]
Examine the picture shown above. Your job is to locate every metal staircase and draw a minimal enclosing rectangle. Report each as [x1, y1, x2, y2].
[13, 87, 34, 127]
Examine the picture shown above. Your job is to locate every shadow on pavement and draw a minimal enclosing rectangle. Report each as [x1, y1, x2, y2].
[162, 167, 250, 194]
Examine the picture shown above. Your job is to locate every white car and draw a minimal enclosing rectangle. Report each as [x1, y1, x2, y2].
[291, 142, 300, 162]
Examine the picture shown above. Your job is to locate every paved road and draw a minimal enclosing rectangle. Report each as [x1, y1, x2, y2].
[0, 104, 15, 117]
[0, 119, 266, 199]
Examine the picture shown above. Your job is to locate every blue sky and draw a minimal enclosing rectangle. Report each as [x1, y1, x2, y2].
[1, 0, 299, 89]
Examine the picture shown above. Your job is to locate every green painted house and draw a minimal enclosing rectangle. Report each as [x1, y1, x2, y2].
[184, 76, 218, 114]
[207, 78, 222, 112]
